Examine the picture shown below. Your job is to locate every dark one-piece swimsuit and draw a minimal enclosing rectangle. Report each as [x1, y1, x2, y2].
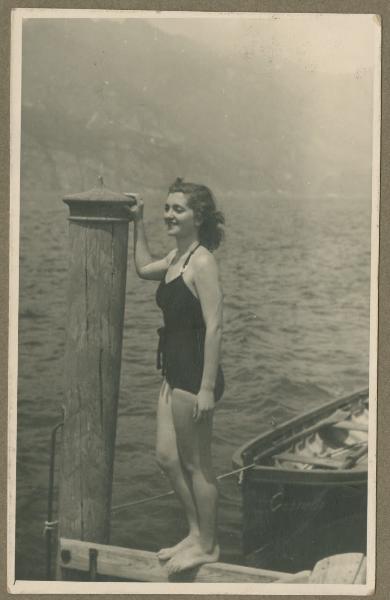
[155, 244, 224, 401]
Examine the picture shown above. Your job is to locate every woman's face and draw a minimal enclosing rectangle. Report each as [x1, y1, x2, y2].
[164, 192, 199, 238]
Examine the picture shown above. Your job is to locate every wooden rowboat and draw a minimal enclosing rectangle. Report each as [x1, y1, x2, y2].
[232, 388, 369, 572]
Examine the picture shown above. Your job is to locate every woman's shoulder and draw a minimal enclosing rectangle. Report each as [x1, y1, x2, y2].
[192, 245, 218, 272]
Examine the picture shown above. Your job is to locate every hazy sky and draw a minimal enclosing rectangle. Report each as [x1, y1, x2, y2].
[151, 13, 378, 74]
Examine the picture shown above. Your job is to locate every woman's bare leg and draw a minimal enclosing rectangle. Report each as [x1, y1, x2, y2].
[167, 388, 219, 574]
[156, 381, 200, 560]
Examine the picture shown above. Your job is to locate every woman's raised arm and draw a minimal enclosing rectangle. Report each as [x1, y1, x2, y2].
[130, 197, 175, 280]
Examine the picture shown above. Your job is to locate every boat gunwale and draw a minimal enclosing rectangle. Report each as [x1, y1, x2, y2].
[243, 463, 368, 486]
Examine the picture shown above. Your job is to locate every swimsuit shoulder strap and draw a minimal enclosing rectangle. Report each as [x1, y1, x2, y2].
[181, 243, 201, 273]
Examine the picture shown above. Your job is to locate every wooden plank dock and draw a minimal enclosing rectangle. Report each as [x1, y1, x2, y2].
[59, 538, 365, 584]
[59, 538, 311, 583]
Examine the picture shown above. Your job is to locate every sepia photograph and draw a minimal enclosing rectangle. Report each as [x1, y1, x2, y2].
[8, 9, 380, 594]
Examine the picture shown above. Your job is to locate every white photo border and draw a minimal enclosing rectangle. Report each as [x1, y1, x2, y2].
[8, 8, 381, 595]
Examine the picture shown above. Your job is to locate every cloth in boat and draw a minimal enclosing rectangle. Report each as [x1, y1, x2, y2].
[155, 243, 224, 401]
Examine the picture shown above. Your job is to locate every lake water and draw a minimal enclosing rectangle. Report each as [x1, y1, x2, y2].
[15, 190, 371, 580]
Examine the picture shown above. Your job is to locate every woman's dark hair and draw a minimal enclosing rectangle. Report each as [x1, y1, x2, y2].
[168, 178, 225, 251]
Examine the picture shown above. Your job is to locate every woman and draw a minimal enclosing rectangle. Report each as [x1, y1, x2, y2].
[130, 178, 225, 575]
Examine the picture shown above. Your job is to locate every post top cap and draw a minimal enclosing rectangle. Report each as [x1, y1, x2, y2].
[63, 177, 137, 204]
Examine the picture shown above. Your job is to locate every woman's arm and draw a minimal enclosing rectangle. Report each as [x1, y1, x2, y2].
[131, 198, 175, 280]
[192, 253, 223, 419]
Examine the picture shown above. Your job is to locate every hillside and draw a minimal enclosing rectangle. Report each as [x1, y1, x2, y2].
[20, 18, 374, 198]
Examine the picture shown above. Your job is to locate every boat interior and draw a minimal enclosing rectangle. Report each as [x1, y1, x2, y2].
[256, 399, 369, 471]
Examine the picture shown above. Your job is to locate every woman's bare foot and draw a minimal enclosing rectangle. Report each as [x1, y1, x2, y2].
[167, 543, 220, 575]
[157, 534, 198, 561]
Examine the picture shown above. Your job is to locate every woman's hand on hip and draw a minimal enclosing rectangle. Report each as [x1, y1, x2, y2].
[193, 389, 215, 422]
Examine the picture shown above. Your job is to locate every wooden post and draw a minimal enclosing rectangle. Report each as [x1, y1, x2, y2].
[57, 178, 136, 578]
